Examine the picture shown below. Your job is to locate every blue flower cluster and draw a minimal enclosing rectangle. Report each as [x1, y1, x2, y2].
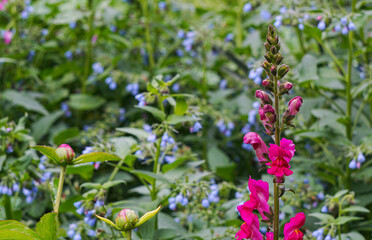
[241, 101, 260, 151]
[92, 62, 104, 74]
[168, 193, 189, 210]
[105, 76, 117, 90]
[21, 0, 33, 19]
[119, 108, 125, 122]
[126, 83, 139, 96]
[216, 120, 235, 137]
[73, 200, 106, 238]
[248, 67, 263, 85]
[312, 228, 336, 240]
[349, 153, 365, 169]
[190, 121, 202, 133]
[61, 101, 71, 117]
[0, 183, 19, 196]
[22, 182, 38, 204]
[334, 17, 355, 35]
[135, 93, 146, 106]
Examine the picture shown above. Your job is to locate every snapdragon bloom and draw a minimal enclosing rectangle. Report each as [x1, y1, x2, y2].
[243, 132, 268, 162]
[266, 232, 274, 240]
[258, 106, 274, 134]
[283, 96, 303, 124]
[237, 178, 270, 220]
[267, 138, 295, 178]
[235, 211, 262, 240]
[255, 90, 272, 105]
[283, 212, 306, 240]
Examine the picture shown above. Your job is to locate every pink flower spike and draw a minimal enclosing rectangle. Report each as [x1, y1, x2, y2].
[280, 138, 296, 158]
[266, 232, 274, 240]
[248, 177, 271, 220]
[283, 212, 306, 240]
[235, 212, 263, 240]
[267, 144, 293, 178]
[243, 132, 269, 163]
[4, 30, 13, 44]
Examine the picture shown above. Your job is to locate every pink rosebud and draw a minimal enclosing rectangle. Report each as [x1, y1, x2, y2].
[255, 90, 272, 105]
[55, 144, 75, 163]
[263, 105, 276, 124]
[116, 209, 139, 230]
[283, 212, 306, 240]
[235, 212, 262, 240]
[4, 30, 13, 45]
[243, 132, 268, 162]
[316, 16, 322, 21]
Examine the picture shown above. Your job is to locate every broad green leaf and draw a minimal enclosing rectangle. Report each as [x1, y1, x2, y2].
[102, 180, 126, 189]
[0, 57, 17, 63]
[334, 189, 349, 198]
[110, 137, 136, 159]
[80, 182, 101, 189]
[303, 24, 322, 40]
[341, 232, 365, 240]
[309, 213, 335, 224]
[31, 111, 64, 142]
[298, 54, 319, 82]
[207, 146, 230, 172]
[95, 215, 119, 230]
[0, 220, 42, 240]
[135, 206, 161, 227]
[333, 216, 362, 225]
[174, 98, 188, 116]
[116, 127, 150, 139]
[35, 213, 59, 240]
[66, 164, 94, 180]
[342, 206, 370, 214]
[2, 90, 48, 115]
[166, 115, 200, 125]
[73, 152, 121, 164]
[31, 146, 60, 164]
[162, 156, 189, 173]
[68, 94, 105, 111]
[135, 106, 166, 121]
[52, 127, 80, 146]
[131, 170, 170, 184]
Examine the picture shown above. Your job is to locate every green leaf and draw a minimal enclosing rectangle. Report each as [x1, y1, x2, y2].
[303, 24, 322, 40]
[52, 127, 80, 146]
[73, 152, 121, 164]
[66, 164, 94, 180]
[333, 216, 362, 225]
[80, 182, 102, 189]
[131, 170, 170, 184]
[68, 94, 105, 110]
[162, 156, 189, 173]
[207, 146, 230, 172]
[31, 111, 64, 142]
[95, 215, 119, 230]
[309, 213, 335, 224]
[334, 189, 349, 198]
[102, 180, 126, 189]
[31, 146, 60, 165]
[135, 206, 161, 228]
[166, 115, 200, 125]
[298, 54, 319, 82]
[0, 57, 17, 64]
[35, 213, 60, 240]
[116, 127, 150, 139]
[135, 106, 166, 121]
[0, 220, 42, 240]
[174, 98, 188, 116]
[341, 206, 370, 214]
[341, 232, 365, 240]
[2, 90, 48, 115]
[110, 137, 136, 159]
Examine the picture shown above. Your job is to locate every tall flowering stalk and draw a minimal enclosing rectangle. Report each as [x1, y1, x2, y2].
[236, 26, 305, 240]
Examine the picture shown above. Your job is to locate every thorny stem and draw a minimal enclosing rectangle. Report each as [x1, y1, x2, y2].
[54, 165, 66, 214]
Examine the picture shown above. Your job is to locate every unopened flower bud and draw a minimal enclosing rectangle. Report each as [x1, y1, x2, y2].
[261, 61, 271, 72]
[263, 105, 276, 124]
[274, 53, 283, 64]
[264, 52, 273, 62]
[278, 65, 289, 79]
[255, 90, 273, 105]
[270, 67, 277, 76]
[262, 79, 274, 92]
[279, 82, 293, 95]
[267, 36, 278, 45]
[283, 96, 303, 125]
[56, 144, 75, 164]
[270, 46, 277, 55]
[264, 42, 271, 51]
[115, 209, 139, 230]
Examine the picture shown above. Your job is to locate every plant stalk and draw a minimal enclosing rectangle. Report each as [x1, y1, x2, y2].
[141, 0, 155, 77]
[54, 165, 67, 214]
[126, 230, 132, 240]
[273, 75, 280, 240]
[4, 195, 14, 219]
[82, 0, 94, 93]
[346, 31, 353, 140]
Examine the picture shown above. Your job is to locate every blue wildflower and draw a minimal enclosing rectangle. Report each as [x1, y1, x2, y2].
[225, 33, 234, 42]
[201, 198, 209, 208]
[349, 159, 357, 169]
[348, 21, 355, 31]
[92, 62, 104, 74]
[219, 79, 228, 89]
[243, 3, 252, 13]
[342, 26, 348, 35]
[340, 17, 348, 26]
[321, 205, 328, 213]
[317, 21, 326, 31]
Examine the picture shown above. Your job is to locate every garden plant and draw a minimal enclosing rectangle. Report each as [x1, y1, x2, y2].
[0, 0, 371, 240]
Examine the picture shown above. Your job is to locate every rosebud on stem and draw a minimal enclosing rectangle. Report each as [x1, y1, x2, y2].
[56, 144, 75, 164]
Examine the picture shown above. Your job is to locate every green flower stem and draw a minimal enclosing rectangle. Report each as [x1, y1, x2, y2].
[346, 31, 353, 140]
[273, 75, 280, 240]
[141, 0, 155, 77]
[4, 195, 14, 219]
[109, 159, 124, 181]
[54, 165, 67, 214]
[126, 230, 132, 240]
[83, 0, 94, 93]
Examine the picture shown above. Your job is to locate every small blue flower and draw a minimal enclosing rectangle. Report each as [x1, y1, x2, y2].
[177, 30, 185, 39]
[349, 159, 357, 169]
[317, 21, 326, 31]
[110, 25, 117, 32]
[172, 83, 180, 92]
[259, 226, 267, 234]
[348, 21, 355, 31]
[201, 198, 209, 208]
[143, 124, 152, 132]
[341, 26, 348, 35]
[340, 17, 348, 26]
[298, 23, 304, 30]
[225, 33, 234, 42]
[243, 3, 252, 13]
[334, 24, 341, 32]
[321, 205, 328, 213]
[82, 147, 94, 154]
[69, 22, 76, 29]
[76, 206, 85, 215]
[109, 81, 117, 90]
[12, 183, 19, 192]
[191, 122, 202, 133]
[317, 192, 325, 200]
[164, 155, 176, 164]
[169, 202, 176, 210]
[67, 229, 75, 238]
[88, 229, 96, 237]
[279, 6, 287, 14]
[312, 228, 324, 237]
[175, 194, 183, 203]
[260, 10, 271, 20]
[73, 233, 82, 240]
[147, 133, 156, 143]
[324, 235, 332, 240]
[181, 197, 188, 206]
[235, 191, 244, 198]
[279, 212, 285, 220]
[158, 1, 166, 10]
[105, 76, 113, 85]
[357, 153, 365, 163]
[92, 62, 104, 74]
[41, 29, 49, 36]
[219, 79, 227, 89]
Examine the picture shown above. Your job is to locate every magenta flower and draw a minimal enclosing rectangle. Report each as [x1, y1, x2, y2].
[266, 232, 274, 240]
[280, 138, 296, 158]
[267, 143, 293, 178]
[248, 177, 270, 219]
[262, 105, 276, 124]
[258, 106, 274, 135]
[288, 96, 303, 115]
[243, 132, 268, 162]
[283, 212, 306, 240]
[4, 30, 13, 44]
[255, 90, 272, 105]
[235, 211, 262, 240]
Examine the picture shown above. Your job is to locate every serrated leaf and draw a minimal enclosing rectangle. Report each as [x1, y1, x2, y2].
[116, 127, 150, 139]
[166, 115, 200, 125]
[73, 152, 121, 164]
[2, 90, 48, 115]
[135, 206, 161, 227]
[35, 213, 59, 240]
[135, 106, 166, 121]
[31, 146, 60, 165]
[95, 215, 119, 230]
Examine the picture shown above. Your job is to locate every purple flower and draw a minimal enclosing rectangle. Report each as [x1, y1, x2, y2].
[147, 133, 156, 143]
[317, 21, 326, 31]
[190, 122, 202, 133]
[348, 21, 355, 31]
[92, 62, 104, 74]
[201, 198, 209, 208]
[225, 33, 234, 42]
[340, 17, 348, 26]
[219, 79, 227, 89]
[341, 26, 348, 35]
[243, 3, 252, 13]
